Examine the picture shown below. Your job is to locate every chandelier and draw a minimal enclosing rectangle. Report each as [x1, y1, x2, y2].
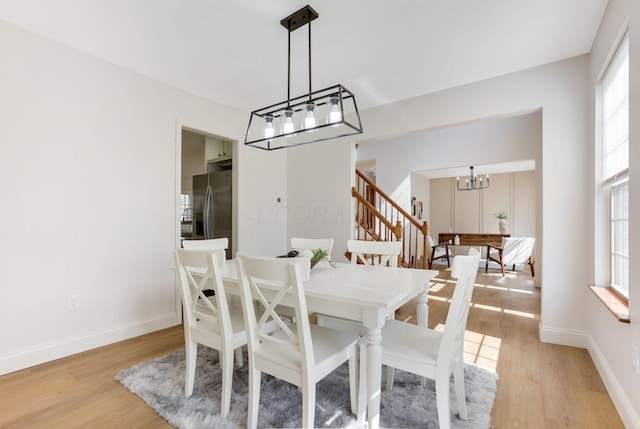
[244, 5, 363, 150]
[456, 166, 490, 191]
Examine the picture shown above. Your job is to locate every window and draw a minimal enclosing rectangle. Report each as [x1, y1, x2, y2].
[601, 32, 629, 298]
[180, 194, 192, 222]
[610, 180, 628, 295]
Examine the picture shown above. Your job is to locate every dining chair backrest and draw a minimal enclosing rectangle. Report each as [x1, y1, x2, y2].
[290, 237, 334, 258]
[174, 248, 231, 332]
[438, 248, 481, 366]
[174, 246, 251, 417]
[182, 237, 229, 251]
[347, 239, 402, 267]
[500, 237, 535, 265]
[235, 253, 313, 377]
[235, 252, 359, 428]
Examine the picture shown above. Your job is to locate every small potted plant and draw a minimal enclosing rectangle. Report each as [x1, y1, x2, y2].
[311, 248, 337, 268]
[493, 211, 509, 234]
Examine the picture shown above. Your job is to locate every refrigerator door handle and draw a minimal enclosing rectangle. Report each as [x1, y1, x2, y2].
[204, 185, 211, 239]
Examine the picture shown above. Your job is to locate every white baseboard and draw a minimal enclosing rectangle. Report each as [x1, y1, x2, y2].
[587, 333, 640, 429]
[538, 322, 588, 348]
[0, 313, 179, 376]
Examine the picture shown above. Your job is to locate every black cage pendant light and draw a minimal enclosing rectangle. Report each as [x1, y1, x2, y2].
[244, 5, 363, 150]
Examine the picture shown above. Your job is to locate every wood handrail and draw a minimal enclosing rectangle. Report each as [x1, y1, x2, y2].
[357, 170, 427, 235]
[352, 169, 429, 269]
[351, 188, 396, 232]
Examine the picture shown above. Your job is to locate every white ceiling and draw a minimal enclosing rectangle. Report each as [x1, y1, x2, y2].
[0, 0, 608, 113]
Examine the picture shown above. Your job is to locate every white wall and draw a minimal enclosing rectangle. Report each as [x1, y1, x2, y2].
[295, 54, 591, 348]
[356, 57, 590, 345]
[0, 19, 286, 375]
[288, 36, 637, 422]
[286, 139, 355, 262]
[180, 131, 205, 196]
[358, 112, 542, 195]
[586, 0, 640, 427]
[287, 41, 639, 420]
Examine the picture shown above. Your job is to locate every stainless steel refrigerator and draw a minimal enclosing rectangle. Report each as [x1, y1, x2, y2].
[192, 170, 232, 259]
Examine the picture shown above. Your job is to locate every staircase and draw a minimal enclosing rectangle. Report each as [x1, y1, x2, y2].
[352, 169, 429, 269]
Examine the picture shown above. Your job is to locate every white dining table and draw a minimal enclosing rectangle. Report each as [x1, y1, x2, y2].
[220, 259, 438, 429]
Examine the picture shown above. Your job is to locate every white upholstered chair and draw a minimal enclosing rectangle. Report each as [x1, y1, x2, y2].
[174, 248, 251, 417]
[427, 235, 450, 269]
[381, 248, 481, 429]
[347, 239, 402, 267]
[485, 237, 535, 276]
[235, 253, 359, 429]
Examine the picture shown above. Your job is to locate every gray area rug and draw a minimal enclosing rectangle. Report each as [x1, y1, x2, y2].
[115, 347, 498, 428]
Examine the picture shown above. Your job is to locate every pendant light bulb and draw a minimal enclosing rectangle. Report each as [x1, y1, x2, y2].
[329, 95, 342, 123]
[304, 102, 316, 129]
[264, 115, 275, 139]
[282, 108, 294, 134]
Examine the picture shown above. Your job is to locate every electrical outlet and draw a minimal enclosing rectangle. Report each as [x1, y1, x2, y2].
[67, 294, 80, 312]
[633, 344, 639, 375]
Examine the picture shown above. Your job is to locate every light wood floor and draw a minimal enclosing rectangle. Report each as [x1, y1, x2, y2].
[0, 266, 624, 428]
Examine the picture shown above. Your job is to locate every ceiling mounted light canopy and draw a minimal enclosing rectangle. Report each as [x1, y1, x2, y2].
[457, 166, 490, 191]
[244, 5, 363, 150]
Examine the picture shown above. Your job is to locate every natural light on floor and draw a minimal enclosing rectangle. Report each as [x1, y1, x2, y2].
[418, 279, 537, 371]
[397, 274, 536, 372]
[431, 323, 502, 371]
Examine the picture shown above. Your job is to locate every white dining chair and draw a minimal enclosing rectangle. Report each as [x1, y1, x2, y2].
[381, 248, 481, 429]
[290, 237, 334, 259]
[182, 237, 228, 251]
[276, 237, 336, 322]
[347, 239, 402, 267]
[174, 248, 274, 417]
[235, 252, 360, 429]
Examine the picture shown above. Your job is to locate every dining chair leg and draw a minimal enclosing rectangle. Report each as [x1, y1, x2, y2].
[385, 366, 395, 390]
[485, 251, 489, 272]
[357, 338, 367, 423]
[185, 340, 198, 397]
[220, 348, 233, 417]
[349, 352, 358, 415]
[302, 381, 316, 428]
[234, 347, 244, 367]
[453, 360, 467, 420]
[435, 373, 452, 429]
[247, 367, 261, 429]
[529, 256, 535, 276]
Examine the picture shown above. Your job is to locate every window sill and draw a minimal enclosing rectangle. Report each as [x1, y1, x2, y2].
[589, 285, 630, 323]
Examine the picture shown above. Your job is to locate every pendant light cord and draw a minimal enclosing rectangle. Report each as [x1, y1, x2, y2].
[287, 20, 291, 107]
[308, 18, 312, 100]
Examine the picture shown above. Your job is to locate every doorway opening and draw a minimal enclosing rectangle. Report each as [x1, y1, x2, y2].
[179, 128, 235, 259]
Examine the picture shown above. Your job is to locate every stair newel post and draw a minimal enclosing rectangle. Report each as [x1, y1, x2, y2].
[394, 220, 403, 266]
[421, 221, 429, 269]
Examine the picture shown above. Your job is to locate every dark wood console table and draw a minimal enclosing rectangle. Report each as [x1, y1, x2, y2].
[438, 233, 510, 247]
